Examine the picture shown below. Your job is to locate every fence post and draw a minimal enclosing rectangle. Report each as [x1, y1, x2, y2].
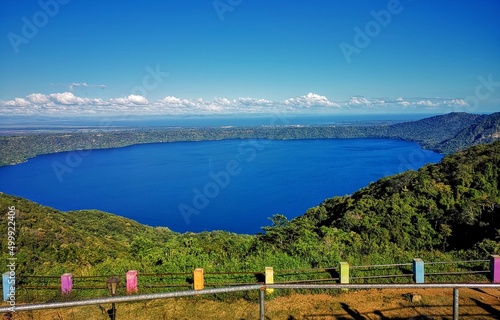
[3, 272, 14, 302]
[126, 270, 138, 294]
[265, 267, 274, 294]
[259, 288, 265, 320]
[453, 288, 459, 320]
[340, 262, 349, 284]
[490, 255, 500, 283]
[61, 273, 73, 296]
[193, 268, 204, 290]
[413, 258, 424, 284]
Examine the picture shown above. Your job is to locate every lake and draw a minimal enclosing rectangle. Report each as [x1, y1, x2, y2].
[0, 138, 443, 234]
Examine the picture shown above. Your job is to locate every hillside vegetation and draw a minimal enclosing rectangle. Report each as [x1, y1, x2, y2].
[1, 142, 500, 280]
[268, 141, 500, 264]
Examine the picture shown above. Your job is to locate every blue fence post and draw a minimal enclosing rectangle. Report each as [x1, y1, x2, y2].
[2, 272, 13, 302]
[413, 258, 424, 283]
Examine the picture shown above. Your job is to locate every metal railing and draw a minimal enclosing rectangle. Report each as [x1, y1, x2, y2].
[2, 283, 500, 320]
[8, 258, 493, 304]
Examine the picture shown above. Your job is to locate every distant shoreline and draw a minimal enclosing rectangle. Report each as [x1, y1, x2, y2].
[0, 124, 414, 167]
[0, 112, 496, 167]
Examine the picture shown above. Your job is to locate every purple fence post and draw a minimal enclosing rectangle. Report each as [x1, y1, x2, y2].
[126, 270, 138, 294]
[490, 255, 500, 283]
[61, 273, 73, 295]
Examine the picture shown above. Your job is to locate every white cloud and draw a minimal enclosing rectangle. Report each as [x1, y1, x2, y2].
[51, 82, 107, 91]
[0, 92, 474, 116]
[110, 95, 148, 105]
[237, 97, 273, 106]
[49, 92, 86, 105]
[127, 94, 148, 105]
[347, 96, 372, 106]
[4, 98, 30, 107]
[445, 99, 468, 106]
[396, 97, 411, 107]
[213, 97, 231, 105]
[415, 100, 439, 107]
[27, 93, 49, 104]
[284, 93, 339, 108]
[346, 97, 391, 109]
[161, 96, 183, 105]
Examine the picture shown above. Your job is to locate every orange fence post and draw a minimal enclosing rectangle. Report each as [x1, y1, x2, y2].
[194, 268, 204, 290]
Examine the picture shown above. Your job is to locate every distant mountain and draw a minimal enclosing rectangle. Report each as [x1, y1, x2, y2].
[383, 112, 486, 149]
[435, 112, 500, 153]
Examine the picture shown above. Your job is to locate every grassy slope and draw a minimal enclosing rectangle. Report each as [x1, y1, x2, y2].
[0, 194, 173, 274]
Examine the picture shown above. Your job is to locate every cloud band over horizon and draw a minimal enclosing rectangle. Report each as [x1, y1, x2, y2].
[0, 92, 477, 116]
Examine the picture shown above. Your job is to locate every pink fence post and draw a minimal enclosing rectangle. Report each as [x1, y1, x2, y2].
[61, 273, 73, 295]
[126, 270, 138, 294]
[490, 255, 500, 283]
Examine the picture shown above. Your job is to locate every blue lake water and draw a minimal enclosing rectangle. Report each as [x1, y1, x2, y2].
[0, 138, 443, 234]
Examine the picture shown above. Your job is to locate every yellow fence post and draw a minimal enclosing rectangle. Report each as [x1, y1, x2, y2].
[193, 268, 204, 291]
[340, 262, 349, 284]
[265, 267, 274, 294]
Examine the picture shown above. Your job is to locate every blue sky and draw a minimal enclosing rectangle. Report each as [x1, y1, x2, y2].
[0, 0, 499, 116]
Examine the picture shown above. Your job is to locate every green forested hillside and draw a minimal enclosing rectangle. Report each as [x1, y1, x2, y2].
[1, 142, 500, 279]
[276, 141, 500, 262]
[383, 112, 486, 150]
[0, 196, 173, 275]
[436, 112, 500, 153]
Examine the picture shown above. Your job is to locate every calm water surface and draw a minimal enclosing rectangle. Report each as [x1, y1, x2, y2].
[0, 138, 443, 233]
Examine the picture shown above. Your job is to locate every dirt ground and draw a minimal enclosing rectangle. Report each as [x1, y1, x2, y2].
[3, 288, 500, 319]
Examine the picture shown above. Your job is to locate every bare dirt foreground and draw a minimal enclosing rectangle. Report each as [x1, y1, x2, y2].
[4, 288, 500, 319]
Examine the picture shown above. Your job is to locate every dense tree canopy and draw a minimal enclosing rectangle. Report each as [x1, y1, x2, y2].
[268, 141, 500, 263]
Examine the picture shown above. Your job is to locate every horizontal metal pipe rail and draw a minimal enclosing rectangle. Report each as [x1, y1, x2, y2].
[266, 283, 500, 320]
[425, 260, 489, 265]
[266, 283, 500, 289]
[0, 284, 263, 313]
[350, 263, 412, 269]
[3, 283, 500, 314]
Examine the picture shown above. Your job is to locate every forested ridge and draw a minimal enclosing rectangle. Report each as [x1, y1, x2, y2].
[1, 112, 498, 167]
[271, 141, 500, 262]
[1, 141, 499, 279]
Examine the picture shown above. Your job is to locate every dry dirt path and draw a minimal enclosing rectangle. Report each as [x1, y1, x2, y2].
[5, 287, 500, 319]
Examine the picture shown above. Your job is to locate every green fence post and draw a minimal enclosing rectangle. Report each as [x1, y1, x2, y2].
[340, 262, 349, 284]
